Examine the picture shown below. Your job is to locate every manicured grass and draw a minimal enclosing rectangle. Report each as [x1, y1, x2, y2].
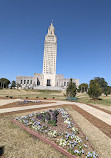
[1, 107, 111, 158]
[0, 109, 67, 158]
[0, 89, 66, 100]
[77, 93, 111, 107]
[0, 89, 111, 109]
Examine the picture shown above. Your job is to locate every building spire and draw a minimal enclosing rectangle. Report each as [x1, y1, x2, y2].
[51, 19, 53, 26]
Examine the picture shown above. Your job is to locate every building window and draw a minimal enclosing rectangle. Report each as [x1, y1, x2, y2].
[21, 80, 22, 84]
[30, 80, 32, 84]
[24, 80, 26, 84]
[67, 82, 69, 86]
[27, 80, 29, 84]
[47, 79, 51, 86]
[37, 78, 40, 86]
[64, 82, 66, 86]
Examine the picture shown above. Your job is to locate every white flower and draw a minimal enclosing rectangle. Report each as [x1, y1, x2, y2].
[48, 130, 57, 138]
[64, 119, 71, 124]
[72, 127, 79, 133]
[58, 138, 67, 147]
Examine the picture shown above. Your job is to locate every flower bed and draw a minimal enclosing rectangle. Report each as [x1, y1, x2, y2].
[17, 100, 42, 105]
[14, 108, 98, 158]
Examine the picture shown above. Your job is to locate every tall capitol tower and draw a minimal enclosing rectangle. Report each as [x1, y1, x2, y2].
[16, 22, 79, 89]
[43, 22, 57, 86]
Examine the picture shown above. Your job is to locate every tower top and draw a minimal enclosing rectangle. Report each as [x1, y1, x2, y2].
[48, 22, 55, 35]
[51, 19, 53, 25]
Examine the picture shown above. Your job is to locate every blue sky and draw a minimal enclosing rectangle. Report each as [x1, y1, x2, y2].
[0, 0, 111, 85]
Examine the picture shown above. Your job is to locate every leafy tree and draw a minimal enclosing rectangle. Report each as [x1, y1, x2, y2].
[94, 77, 108, 92]
[11, 81, 16, 88]
[78, 83, 88, 93]
[0, 78, 10, 88]
[88, 79, 102, 99]
[104, 86, 111, 96]
[16, 83, 21, 89]
[66, 78, 77, 97]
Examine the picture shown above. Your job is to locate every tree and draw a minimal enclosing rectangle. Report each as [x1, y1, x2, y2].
[88, 79, 102, 99]
[0, 78, 10, 88]
[104, 86, 111, 96]
[66, 78, 77, 97]
[16, 83, 21, 89]
[78, 83, 88, 93]
[94, 77, 108, 93]
[11, 81, 16, 88]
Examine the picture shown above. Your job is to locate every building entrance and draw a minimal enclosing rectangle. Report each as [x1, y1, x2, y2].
[47, 79, 51, 86]
[37, 78, 40, 86]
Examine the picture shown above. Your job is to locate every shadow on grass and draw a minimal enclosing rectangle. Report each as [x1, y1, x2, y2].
[89, 98, 102, 101]
[0, 146, 4, 156]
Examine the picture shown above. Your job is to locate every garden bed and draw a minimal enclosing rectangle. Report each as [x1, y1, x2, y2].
[0, 100, 55, 109]
[12, 108, 98, 158]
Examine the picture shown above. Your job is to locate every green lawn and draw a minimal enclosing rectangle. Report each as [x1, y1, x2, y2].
[77, 93, 111, 108]
[0, 109, 67, 158]
[0, 89, 111, 108]
[0, 107, 110, 158]
[0, 89, 66, 100]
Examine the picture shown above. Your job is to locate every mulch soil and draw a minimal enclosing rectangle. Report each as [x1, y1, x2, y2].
[68, 104, 111, 139]
[0, 101, 55, 109]
[0, 97, 60, 100]
[27, 98, 62, 101]
[68, 101, 111, 115]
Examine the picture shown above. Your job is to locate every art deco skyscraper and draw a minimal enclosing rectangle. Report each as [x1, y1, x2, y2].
[43, 23, 57, 75]
[16, 22, 79, 88]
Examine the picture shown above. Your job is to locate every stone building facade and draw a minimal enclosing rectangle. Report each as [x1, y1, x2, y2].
[16, 23, 79, 89]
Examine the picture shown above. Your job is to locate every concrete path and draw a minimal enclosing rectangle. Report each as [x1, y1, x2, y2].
[0, 99, 23, 106]
[0, 99, 111, 126]
[0, 102, 61, 113]
[70, 102, 111, 126]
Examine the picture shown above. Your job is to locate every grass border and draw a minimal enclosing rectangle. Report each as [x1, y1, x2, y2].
[11, 119, 76, 158]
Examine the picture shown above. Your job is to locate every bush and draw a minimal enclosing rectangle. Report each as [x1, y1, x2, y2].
[45, 112, 51, 121]
[36, 110, 59, 126]
[79, 83, 88, 93]
[88, 80, 102, 99]
[66, 78, 77, 97]
[104, 86, 111, 96]
[48, 119, 56, 126]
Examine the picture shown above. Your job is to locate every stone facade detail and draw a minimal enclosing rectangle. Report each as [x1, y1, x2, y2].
[16, 23, 79, 89]
[43, 23, 57, 75]
[43, 23, 57, 87]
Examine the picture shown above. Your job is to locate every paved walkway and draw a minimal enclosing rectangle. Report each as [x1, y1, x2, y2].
[71, 102, 111, 126]
[0, 99, 111, 126]
[0, 102, 61, 113]
[0, 99, 22, 106]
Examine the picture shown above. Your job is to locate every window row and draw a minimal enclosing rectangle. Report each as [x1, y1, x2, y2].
[21, 80, 32, 85]
[64, 82, 69, 86]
